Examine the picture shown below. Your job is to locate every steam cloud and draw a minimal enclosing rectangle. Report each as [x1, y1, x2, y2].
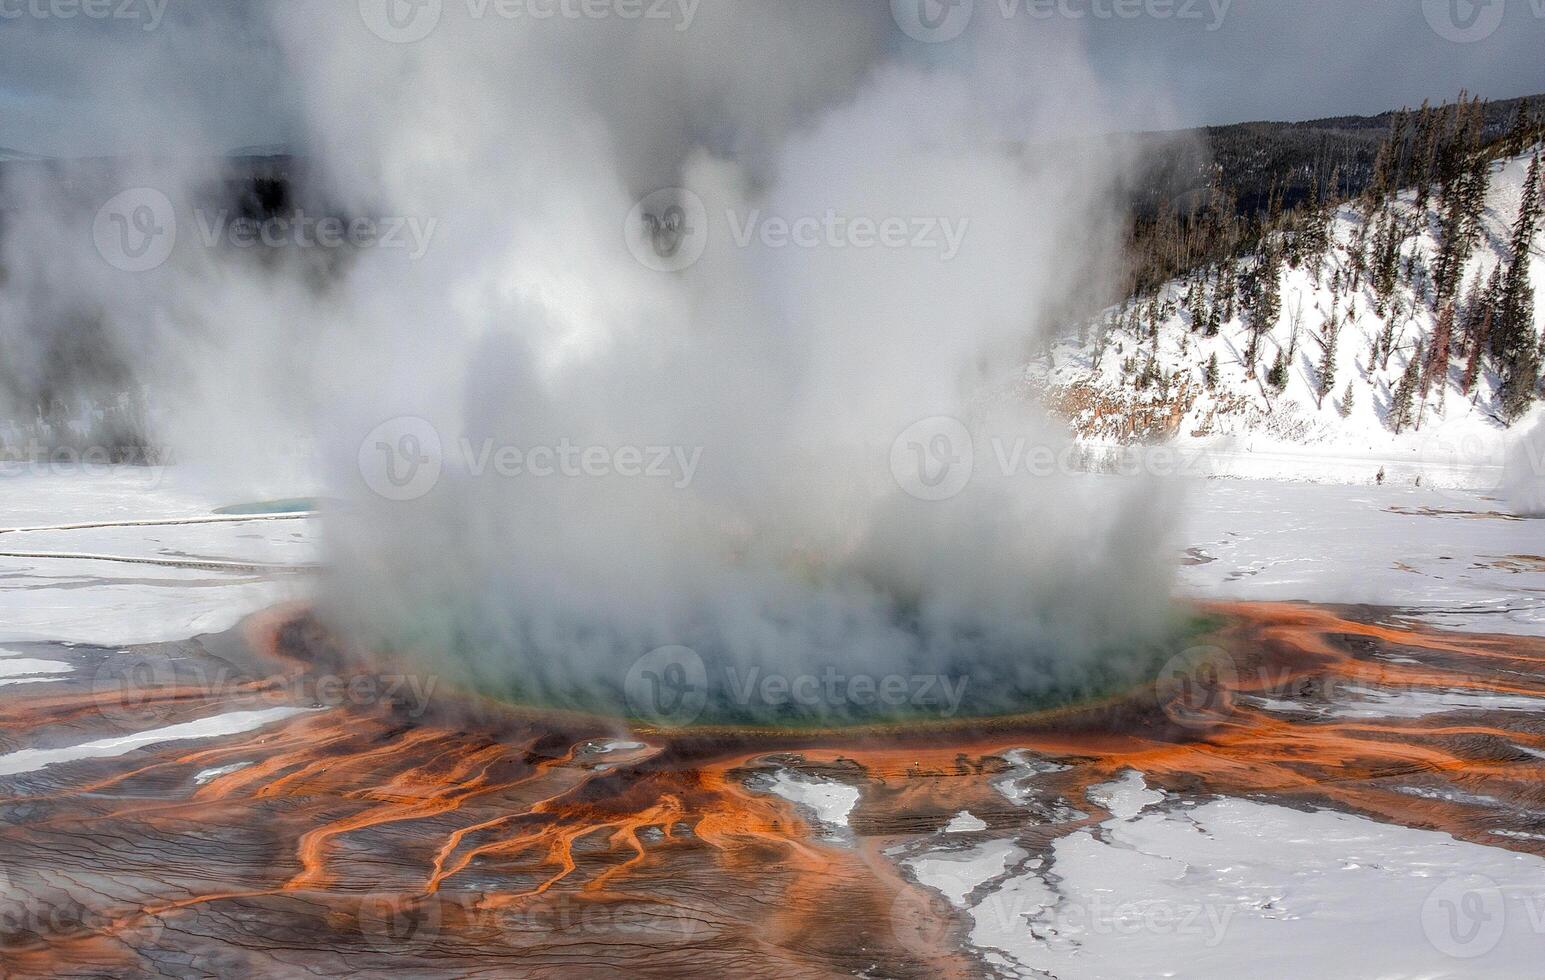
[1, 2, 1193, 722]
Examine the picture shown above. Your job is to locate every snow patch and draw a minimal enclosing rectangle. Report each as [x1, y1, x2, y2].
[1086, 769, 1164, 820]
[763, 770, 861, 831]
[193, 762, 253, 785]
[909, 839, 1026, 909]
[944, 811, 988, 833]
[0, 708, 314, 777]
[965, 787, 1545, 977]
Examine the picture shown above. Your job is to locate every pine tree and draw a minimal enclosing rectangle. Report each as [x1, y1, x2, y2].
[1462, 299, 1490, 396]
[1380, 304, 1401, 371]
[1317, 320, 1338, 409]
[1500, 340, 1540, 423]
[1509, 98, 1533, 156]
[1204, 352, 1219, 390]
[1339, 380, 1355, 418]
[1391, 341, 1423, 434]
[1218, 263, 1236, 324]
[1247, 241, 1283, 376]
[1423, 302, 1455, 413]
[1267, 349, 1289, 391]
[1413, 100, 1441, 214]
[1366, 116, 1400, 211]
[1432, 99, 1490, 309]
[1188, 278, 1208, 332]
[1458, 267, 1488, 357]
[1371, 211, 1402, 317]
[1494, 154, 1542, 422]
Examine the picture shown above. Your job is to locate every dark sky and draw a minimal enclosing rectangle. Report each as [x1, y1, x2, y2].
[0, 0, 1541, 156]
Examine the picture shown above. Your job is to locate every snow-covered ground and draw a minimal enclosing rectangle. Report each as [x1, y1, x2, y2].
[1175, 478, 1545, 634]
[761, 769, 862, 833]
[0, 468, 319, 646]
[926, 770, 1545, 979]
[0, 461, 1539, 978]
[1037, 150, 1545, 490]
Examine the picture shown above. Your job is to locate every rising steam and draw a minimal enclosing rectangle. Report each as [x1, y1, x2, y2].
[1, 3, 1193, 722]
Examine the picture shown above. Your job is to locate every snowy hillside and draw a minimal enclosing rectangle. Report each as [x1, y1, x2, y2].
[1034, 150, 1545, 488]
